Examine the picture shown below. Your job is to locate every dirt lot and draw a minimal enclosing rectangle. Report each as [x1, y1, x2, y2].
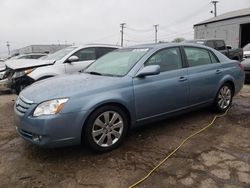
[0, 86, 250, 188]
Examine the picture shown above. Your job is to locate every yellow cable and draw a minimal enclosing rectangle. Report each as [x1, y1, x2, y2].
[128, 108, 229, 188]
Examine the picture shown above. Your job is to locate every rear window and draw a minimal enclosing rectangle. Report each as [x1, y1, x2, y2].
[205, 41, 215, 49]
[184, 47, 212, 67]
[215, 40, 226, 50]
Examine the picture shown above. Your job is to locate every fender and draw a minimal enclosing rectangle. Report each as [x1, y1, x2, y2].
[215, 74, 236, 97]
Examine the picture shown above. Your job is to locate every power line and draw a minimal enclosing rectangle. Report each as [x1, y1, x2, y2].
[160, 2, 210, 30]
[126, 25, 152, 32]
[88, 33, 119, 43]
[158, 30, 194, 41]
[124, 34, 154, 43]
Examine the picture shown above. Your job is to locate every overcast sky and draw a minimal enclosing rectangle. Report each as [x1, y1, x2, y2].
[0, 0, 249, 55]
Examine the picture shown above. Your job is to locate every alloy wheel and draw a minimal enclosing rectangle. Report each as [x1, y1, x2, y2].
[217, 85, 232, 109]
[91, 111, 124, 147]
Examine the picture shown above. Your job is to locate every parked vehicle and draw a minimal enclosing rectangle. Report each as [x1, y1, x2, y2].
[187, 39, 243, 61]
[0, 62, 5, 70]
[0, 53, 46, 81]
[8, 53, 47, 60]
[0, 62, 6, 80]
[243, 43, 250, 59]
[4, 45, 118, 93]
[242, 58, 250, 82]
[15, 43, 245, 152]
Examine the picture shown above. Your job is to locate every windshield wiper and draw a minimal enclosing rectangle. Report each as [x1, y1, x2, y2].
[85, 71, 103, 75]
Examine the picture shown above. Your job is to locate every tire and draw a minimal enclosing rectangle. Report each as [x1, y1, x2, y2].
[213, 83, 233, 112]
[83, 105, 128, 153]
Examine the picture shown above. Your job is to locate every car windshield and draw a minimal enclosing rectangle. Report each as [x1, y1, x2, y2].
[42, 47, 77, 61]
[84, 48, 149, 76]
[8, 55, 25, 60]
[243, 44, 250, 51]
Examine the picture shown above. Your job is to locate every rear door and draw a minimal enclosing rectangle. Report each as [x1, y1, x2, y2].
[133, 47, 189, 120]
[183, 46, 222, 106]
[65, 47, 97, 73]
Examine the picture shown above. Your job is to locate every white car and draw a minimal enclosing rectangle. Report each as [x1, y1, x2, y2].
[243, 43, 250, 59]
[4, 44, 119, 93]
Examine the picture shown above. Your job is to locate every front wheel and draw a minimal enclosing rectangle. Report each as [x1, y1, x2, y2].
[214, 83, 233, 112]
[83, 106, 128, 152]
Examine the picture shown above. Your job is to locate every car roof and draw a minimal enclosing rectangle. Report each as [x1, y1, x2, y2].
[188, 39, 224, 42]
[19, 53, 46, 56]
[125, 42, 213, 50]
[72, 44, 121, 49]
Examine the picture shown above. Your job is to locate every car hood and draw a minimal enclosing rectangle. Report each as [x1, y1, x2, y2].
[20, 73, 128, 103]
[5, 59, 55, 70]
[244, 51, 250, 56]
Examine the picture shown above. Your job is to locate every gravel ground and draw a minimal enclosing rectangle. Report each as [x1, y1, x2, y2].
[0, 85, 249, 188]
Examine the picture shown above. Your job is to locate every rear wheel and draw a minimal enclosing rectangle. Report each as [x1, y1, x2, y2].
[214, 83, 233, 112]
[83, 106, 128, 152]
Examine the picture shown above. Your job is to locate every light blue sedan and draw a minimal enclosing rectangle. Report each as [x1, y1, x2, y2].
[14, 43, 245, 152]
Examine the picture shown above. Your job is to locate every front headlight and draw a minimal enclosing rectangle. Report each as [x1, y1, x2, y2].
[33, 98, 69, 117]
[14, 69, 34, 78]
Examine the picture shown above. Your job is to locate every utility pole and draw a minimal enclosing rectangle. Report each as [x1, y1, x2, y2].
[6, 41, 10, 55]
[211, 1, 219, 17]
[154, 24, 159, 43]
[120, 23, 126, 47]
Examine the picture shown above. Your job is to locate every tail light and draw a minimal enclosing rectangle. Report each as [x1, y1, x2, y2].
[239, 63, 244, 71]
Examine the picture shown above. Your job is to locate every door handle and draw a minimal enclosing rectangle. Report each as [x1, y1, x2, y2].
[179, 76, 188, 82]
[216, 69, 222, 74]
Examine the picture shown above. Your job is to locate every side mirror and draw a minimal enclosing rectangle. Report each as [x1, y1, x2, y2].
[136, 65, 160, 77]
[226, 45, 232, 50]
[67, 55, 79, 63]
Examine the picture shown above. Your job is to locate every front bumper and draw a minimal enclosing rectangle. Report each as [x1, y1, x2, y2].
[0, 78, 9, 90]
[14, 102, 89, 148]
[8, 75, 34, 90]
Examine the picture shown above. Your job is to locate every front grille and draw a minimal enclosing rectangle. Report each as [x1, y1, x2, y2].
[15, 95, 33, 115]
[19, 129, 33, 139]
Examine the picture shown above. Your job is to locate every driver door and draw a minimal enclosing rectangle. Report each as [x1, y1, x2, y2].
[133, 47, 189, 121]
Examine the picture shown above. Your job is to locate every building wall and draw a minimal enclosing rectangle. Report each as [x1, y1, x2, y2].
[194, 16, 250, 48]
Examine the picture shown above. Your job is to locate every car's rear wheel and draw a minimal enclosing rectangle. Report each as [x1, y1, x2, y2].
[214, 83, 233, 112]
[83, 106, 128, 152]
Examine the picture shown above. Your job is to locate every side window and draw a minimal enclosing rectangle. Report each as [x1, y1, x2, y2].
[184, 47, 212, 67]
[209, 52, 219, 63]
[205, 41, 215, 49]
[215, 40, 226, 50]
[31, 55, 42, 59]
[96, 47, 116, 58]
[73, 48, 96, 61]
[145, 47, 182, 72]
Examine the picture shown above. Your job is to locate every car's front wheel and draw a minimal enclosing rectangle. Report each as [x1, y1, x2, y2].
[214, 83, 233, 112]
[83, 106, 128, 152]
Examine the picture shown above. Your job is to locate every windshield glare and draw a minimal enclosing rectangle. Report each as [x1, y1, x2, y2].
[85, 48, 149, 76]
[244, 44, 250, 51]
[43, 46, 77, 61]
